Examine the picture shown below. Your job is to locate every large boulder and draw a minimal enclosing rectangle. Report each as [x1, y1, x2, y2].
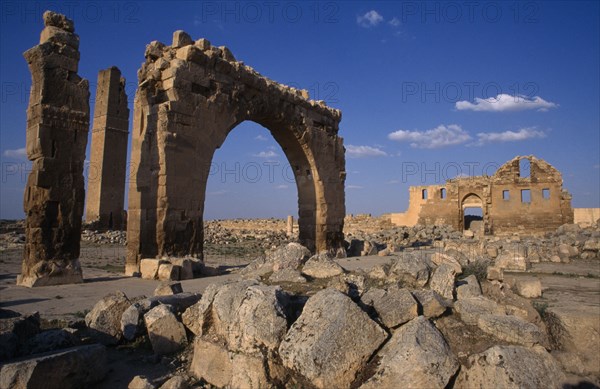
[183, 280, 288, 355]
[411, 290, 450, 318]
[242, 243, 310, 277]
[361, 316, 458, 389]
[190, 338, 271, 389]
[429, 263, 457, 300]
[389, 252, 430, 287]
[456, 274, 482, 299]
[122, 293, 200, 341]
[85, 291, 131, 344]
[476, 314, 546, 347]
[514, 277, 542, 298]
[495, 252, 528, 272]
[279, 289, 387, 389]
[546, 305, 600, 375]
[455, 345, 566, 389]
[361, 286, 418, 328]
[0, 344, 107, 389]
[301, 253, 344, 279]
[144, 305, 187, 355]
[454, 296, 505, 325]
[0, 312, 40, 361]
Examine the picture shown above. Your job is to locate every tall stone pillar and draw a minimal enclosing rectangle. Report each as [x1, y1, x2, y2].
[85, 67, 129, 230]
[18, 11, 90, 287]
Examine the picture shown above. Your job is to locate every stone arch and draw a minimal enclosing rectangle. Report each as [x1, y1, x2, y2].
[461, 193, 484, 233]
[125, 32, 346, 275]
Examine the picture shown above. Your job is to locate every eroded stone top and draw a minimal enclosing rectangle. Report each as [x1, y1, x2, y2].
[139, 30, 341, 121]
[43, 11, 74, 32]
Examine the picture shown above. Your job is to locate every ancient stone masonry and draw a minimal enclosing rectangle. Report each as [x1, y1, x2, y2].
[18, 11, 90, 287]
[126, 31, 346, 275]
[390, 156, 574, 235]
[85, 67, 129, 230]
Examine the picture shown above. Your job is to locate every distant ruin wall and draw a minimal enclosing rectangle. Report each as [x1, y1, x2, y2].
[574, 208, 600, 227]
[390, 156, 574, 235]
[85, 67, 129, 230]
[18, 11, 90, 287]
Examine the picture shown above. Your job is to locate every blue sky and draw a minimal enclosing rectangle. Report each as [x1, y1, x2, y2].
[1, 1, 599, 220]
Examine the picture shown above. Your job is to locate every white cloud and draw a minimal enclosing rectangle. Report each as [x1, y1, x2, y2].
[346, 145, 388, 158]
[253, 150, 278, 158]
[347, 185, 364, 189]
[388, 124, 472, 149]
[276, 184, 289, 190]
[3, 148, 27, 159]
[456, 94, 558, 112]
[357, 10, 383, 27]
[473, 127, 546, 146]
[387, 179, 400, 184]
[254, 134, 268, 141]
[389, 17, 400, 27]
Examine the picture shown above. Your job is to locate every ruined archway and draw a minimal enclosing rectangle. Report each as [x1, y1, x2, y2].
[125, 32, 346, 275]
[461, 193, 484, 234]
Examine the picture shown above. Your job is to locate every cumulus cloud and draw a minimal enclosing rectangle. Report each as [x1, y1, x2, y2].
[388, 124, 472, 149]
[253, 150, 278, 158]
[473, 127, 546, 146]
[456, 94, 558, 112]
[389, 17, 400, 27]
[345, 145, 388, 158]
[3, 148, 27, 159]
[357, 10, 383, 27]
[254, 134, 268, 141]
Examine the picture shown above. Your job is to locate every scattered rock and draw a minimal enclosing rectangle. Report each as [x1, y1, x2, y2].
[454, 296, 505, 325]
[411, 289, 450, 318]
[0, 344, 107, 389]
[476, 314, 546, 347]
[144, 305, 187, 355]
[361, 285, 418, 328]
[389, 252, 430, 287]
[361, 316, 459, 389]
[154, 282, 183, 296]
[85, 291, 131, 344]
[268, 268, 307, 283]
[279, 289, 387, 389]
[514, 277, 542, 298]
[455, 345, 566, 389]
[128, 375, 155, 389]
[429, 263, 457, 300]
[301, 253, 344, 279]
[456, 274, 482, 299]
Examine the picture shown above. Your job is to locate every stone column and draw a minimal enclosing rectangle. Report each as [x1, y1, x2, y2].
[18, 11, 90, 287]
[85, 67, 129, 230]
[286, 215, 294, 237]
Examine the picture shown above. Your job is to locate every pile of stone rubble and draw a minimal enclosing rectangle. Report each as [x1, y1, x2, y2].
[3, 228, 598, 388]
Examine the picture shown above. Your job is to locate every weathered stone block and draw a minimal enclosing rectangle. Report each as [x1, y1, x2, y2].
[144, 305, 187, 355]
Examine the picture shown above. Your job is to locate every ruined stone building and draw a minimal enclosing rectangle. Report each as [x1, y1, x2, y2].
[390, 156, 574, 235]
[18, 11, 90, 287]
[125, 31, 346, 275]
[85, 67, 129, 230]
[19, 12, 346, 285]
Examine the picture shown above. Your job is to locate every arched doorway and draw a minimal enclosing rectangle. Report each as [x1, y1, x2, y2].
[462, 193, 484, 234]
[125, 35, 346, 275]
